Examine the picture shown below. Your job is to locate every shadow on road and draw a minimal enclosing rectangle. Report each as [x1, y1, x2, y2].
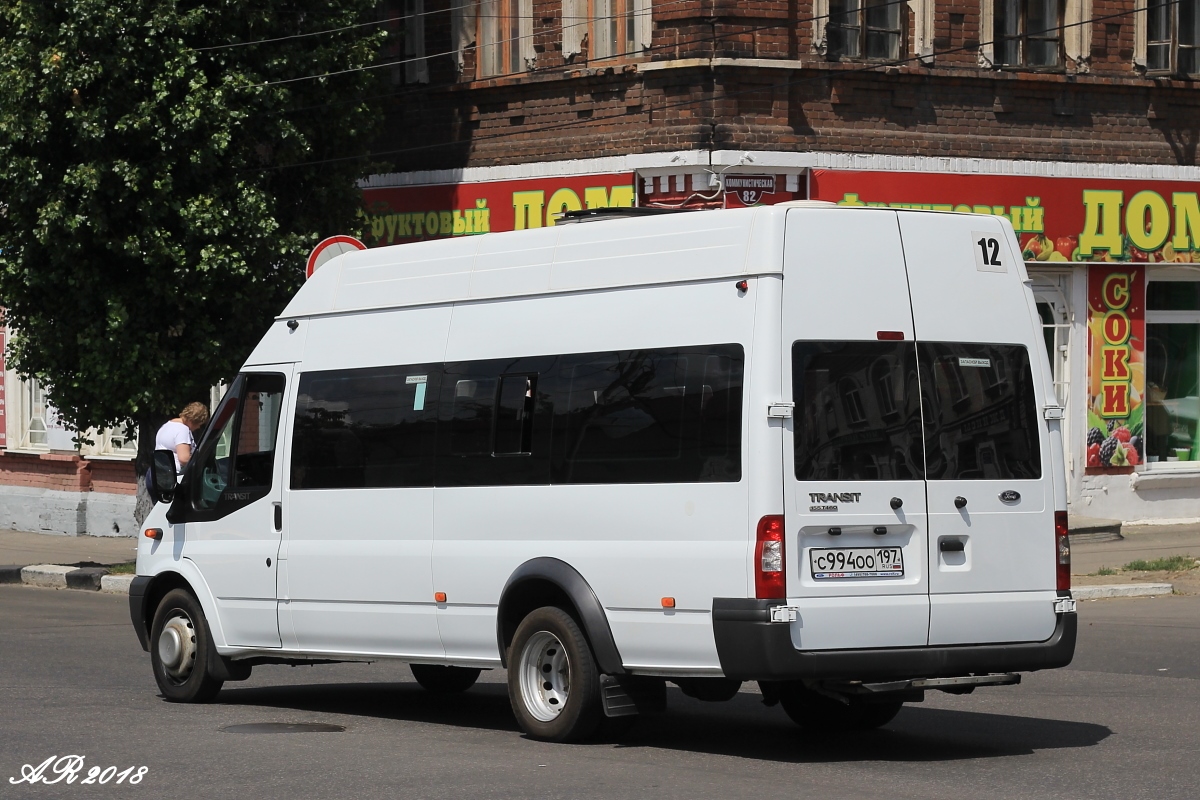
[213, 681, 1110, 762]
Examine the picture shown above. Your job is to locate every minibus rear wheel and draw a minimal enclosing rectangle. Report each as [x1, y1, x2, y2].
[507, 606, 604, 742]
[149, 588, 223, 703]
[410, 664, 482, 694]
[778, 682, 903, 732]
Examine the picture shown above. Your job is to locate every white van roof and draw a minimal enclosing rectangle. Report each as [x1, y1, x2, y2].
[280, 204, 793, 318]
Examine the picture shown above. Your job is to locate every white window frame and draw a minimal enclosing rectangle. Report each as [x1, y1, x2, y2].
[1137, 0, 1200, 75]
[5, 372, 51, 453]
[563, 0, 651, 63]
[479, 0, 535, 78]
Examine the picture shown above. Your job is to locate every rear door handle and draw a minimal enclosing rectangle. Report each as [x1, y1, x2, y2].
[939, 539, 965, 553]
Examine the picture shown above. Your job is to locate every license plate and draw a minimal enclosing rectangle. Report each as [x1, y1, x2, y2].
[810, 547, 904, 579]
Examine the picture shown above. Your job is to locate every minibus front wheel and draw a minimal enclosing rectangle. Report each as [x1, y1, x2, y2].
[149, 588, 223, 703]
[507, 606, 605, 742]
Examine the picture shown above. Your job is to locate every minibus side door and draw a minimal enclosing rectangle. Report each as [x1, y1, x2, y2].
[174, 368, 292, 648]
[781, 208, 931, 650]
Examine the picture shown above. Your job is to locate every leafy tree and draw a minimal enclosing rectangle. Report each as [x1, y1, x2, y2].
[0, 1, 385, 520]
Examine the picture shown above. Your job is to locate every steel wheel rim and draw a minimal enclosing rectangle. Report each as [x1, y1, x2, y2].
[518, 631, 570, 722]
[157, 611, 197, 682]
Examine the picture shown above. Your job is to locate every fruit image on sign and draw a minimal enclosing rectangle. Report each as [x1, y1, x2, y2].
[1086, 265, 1146, 470]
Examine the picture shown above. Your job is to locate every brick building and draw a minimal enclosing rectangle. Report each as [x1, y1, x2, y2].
[2, 0, 1197, 533]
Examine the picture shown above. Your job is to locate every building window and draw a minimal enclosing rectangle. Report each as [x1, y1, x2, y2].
[826, 0, 903, 60]
[14, 377, 50, 450]
[1144, 0, 1200, 74]
[562, 0, 651, 64]
[381, 0, 428, 84]
[1145, 280, 1200, 465]
[479, 0, 534, 77]
[592, 0, 638, 59]
[995, 0, 1063, 67]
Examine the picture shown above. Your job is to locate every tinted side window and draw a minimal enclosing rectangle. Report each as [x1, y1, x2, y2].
[918, 343, 1041, 480]
[792, 342, 924, 481]
[291, 366, 439, 490]
[437, 358, 553, 487]
[550, 345, 744, 484]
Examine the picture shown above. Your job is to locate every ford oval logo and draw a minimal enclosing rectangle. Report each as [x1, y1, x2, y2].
[999, 490, 1021, 503]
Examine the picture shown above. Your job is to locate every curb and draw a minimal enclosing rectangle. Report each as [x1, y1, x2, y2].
[2, 564, 132, 595]
[1073, 583, 1173, 599]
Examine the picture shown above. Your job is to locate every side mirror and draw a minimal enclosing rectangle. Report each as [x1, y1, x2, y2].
[149, 449, 179, 503]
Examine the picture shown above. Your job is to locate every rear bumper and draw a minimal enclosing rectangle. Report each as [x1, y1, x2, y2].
[129, 576, 153, 652]
[712, 598, 1076, 682]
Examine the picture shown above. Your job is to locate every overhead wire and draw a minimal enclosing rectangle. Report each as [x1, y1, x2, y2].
[259, 1, 1167, 172]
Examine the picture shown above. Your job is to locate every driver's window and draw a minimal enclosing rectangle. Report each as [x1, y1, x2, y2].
[193, 373, 286, 511]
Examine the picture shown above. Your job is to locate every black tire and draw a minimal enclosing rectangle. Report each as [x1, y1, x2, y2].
[778, 682, 902, 733]
[855, 700, 903, 730]
[507, 606, 604, 742]
[673, 677, 743, 703]
[410, 664, 482, 694]
[149, 588, 223, 703]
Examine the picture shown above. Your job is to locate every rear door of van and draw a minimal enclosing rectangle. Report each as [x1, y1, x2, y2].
[898, 211, 1059, 646]
[781, 208, 930, 650]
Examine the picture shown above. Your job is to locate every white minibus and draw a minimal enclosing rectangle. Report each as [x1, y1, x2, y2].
[131, 203, 1076, 742]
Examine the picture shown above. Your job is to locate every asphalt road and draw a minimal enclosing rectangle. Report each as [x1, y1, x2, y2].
[2, 586, 1197, 800]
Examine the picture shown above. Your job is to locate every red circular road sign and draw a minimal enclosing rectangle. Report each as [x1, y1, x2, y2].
[306, 235, 367, 279]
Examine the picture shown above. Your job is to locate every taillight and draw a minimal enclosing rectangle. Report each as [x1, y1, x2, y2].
[1055, 511, 1070, 592]
[755, 515, 786, 600]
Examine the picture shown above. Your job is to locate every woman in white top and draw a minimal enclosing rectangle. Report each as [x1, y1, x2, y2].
[155, 402, 210, 473]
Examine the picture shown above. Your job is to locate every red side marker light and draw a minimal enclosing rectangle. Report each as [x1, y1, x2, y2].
[143, 528, 163, 540]
[736, 280, 749, 292]
[877, 331, 905, 340]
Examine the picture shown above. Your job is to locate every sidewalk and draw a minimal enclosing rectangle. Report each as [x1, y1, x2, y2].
[0, 528, 137, 568]
[1071, 522, 1200, 595]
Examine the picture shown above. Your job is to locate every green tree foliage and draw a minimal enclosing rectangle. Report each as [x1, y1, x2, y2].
[0, 1, 384, 452]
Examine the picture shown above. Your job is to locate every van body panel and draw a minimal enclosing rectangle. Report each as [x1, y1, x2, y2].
[433, 280, 754, 669]
[335, 235, 479, 312]
[469, 226, 557, 299]
[279, 309, 451, 658]
[788, 594, 930, 651]
[434, 483, 744, 669]
[245, 319, 308, 367]
[180, 364, 293, 649]
[782, 208, 930, 650]
[898, 211, 1058, 644]
[280, 489, 443, 658]
[549, 211, 756, 292]
[136, 527, 231, 650]
[928, 590, 1060, 646]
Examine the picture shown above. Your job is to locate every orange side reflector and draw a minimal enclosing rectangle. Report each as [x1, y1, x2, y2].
[434, 592, 447, 603]
[661, 597, 675, 609]
[144, 528, 163, 540]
